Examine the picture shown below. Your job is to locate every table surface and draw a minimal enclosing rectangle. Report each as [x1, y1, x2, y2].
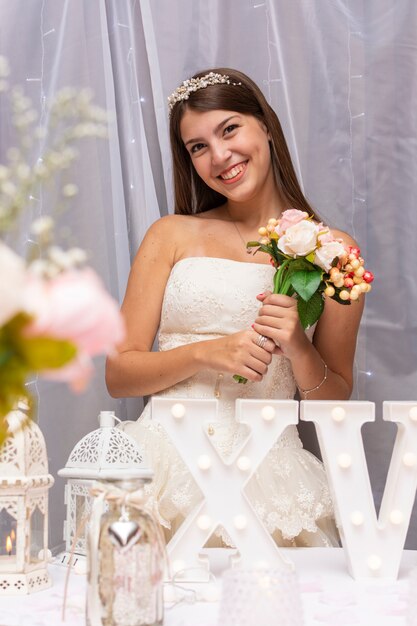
[0, 548, 415, 625]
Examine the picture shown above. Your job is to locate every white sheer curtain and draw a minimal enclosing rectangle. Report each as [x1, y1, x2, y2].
[1, 0, 416, 550]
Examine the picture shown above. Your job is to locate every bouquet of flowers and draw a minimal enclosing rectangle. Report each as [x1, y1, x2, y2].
[234, 208, 373, 383]
[0, 56, 125, 444]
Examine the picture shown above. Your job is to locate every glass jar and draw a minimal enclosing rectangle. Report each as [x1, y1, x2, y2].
[86, 478, 164, 626]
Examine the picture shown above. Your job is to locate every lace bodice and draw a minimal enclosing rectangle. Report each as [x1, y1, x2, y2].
[159, 256, 305, 398]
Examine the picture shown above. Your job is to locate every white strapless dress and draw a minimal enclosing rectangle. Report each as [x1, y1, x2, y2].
[122, 257, 339, 547]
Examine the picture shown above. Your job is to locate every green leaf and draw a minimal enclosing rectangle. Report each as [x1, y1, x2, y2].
[297, 291, 324, 329]
[18, 337, 77, 370]
[290, 270, 322, 301]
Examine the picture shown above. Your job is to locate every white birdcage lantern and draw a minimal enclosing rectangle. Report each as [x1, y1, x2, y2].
[58, 410, 147, 567]
[0, 406, 54, 595]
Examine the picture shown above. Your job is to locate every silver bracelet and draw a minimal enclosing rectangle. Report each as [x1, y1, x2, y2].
[298, 359, 328, 399]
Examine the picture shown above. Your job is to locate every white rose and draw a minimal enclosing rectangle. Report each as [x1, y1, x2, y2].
[0, 243, 26, 326]
[277, 220, 319, 257]
[314, 241, 347, 271]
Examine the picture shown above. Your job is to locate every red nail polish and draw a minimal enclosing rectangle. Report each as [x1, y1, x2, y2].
[251, 324, 255, 328]
[257, 293, 264, 297]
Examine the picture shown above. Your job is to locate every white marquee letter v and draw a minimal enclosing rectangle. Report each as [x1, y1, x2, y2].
[301, 400, 417, 580]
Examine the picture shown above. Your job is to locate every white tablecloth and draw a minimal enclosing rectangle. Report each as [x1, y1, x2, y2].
[0, 548, 415, 625]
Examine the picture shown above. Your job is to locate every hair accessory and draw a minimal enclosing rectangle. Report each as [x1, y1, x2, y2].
[298, 358, 328, 398]
[168, 72, 241, 114]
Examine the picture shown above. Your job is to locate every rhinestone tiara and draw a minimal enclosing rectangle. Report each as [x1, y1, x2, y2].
[167, 71, 241, 114]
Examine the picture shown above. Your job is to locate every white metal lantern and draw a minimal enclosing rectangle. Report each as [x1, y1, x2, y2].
[0, 407, 54, 595]
[58, 410, 147, 565]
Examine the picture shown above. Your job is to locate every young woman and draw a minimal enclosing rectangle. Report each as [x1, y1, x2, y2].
[106, 68, 364, 546]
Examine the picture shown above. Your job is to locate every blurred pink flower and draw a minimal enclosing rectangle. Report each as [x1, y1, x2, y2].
[0, 242, 26, 326]
[24, 268, 125, 391]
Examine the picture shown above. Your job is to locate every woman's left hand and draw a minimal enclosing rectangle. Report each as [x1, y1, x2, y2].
[252, 291, 310, 360]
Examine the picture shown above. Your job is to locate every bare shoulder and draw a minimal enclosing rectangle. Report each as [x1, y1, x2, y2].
[330, 227, 360, 249]
[132, 214, 197, 266]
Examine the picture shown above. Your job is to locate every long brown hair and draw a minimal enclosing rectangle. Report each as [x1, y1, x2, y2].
[169, 67, 318, 219]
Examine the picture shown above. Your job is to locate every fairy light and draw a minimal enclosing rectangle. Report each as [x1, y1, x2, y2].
[331, 407, 346, 422]
[350, 511, 364, 526]
[389, 510, 404, 525]
[367, 555, 382, 572]
[233, 515, 247, 530]
[337, 453, 352, 469]
[409, 406, 417, 422]
[196, 515, 212, 531]
[197, 455, 211, 471]
[402, 452, 417, 468]
[236, 456, 252, 472]
[171, 403, 186, 419]
[261, 405, 275, 421]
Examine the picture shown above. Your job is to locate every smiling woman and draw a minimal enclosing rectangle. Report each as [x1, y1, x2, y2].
[105, 67, 365, 548]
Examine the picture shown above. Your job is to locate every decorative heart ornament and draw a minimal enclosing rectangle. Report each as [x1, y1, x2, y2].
[108, 519, 142, 551]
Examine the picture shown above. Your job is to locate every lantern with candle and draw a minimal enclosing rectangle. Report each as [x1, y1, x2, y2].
[58, 410, 147, 567]
[0, 404, 54, 594]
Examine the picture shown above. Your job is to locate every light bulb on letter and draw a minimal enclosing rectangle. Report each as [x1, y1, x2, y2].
[409, 406, 417, 422]
[331, 407, 346, 422]
[234, 515, 247, 530]
[171, 403, 186, 419]
[389, 510, 403, 525]
[337, 453, 352, 469]
[350, 511, 364, 526]
[197, 455, 211, 470]
[236, 456, 251, 471]
[367, 555, 382, 572]
[261, 405, 275, 421]
[197, 515, 212, 531]
[403, 452, 417, 467]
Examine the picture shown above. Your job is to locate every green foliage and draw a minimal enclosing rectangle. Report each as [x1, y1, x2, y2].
[297, 291, 325, 329]
[290, 269, 322, 302]
[0, 312, 77, 444]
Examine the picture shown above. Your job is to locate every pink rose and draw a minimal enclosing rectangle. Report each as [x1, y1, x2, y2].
[0, 242, 26, 327]
[276, 209, 309, 236]
[314, 241, 347, 271]
[317, 226, 335, 245]
[24, 268, 125, 391]
[277, 220, 319, 257]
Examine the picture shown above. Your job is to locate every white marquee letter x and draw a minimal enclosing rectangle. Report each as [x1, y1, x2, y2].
[151, 397, 298, 577]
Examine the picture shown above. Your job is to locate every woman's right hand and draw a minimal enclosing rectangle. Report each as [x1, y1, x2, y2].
[200, 329, 275, 382]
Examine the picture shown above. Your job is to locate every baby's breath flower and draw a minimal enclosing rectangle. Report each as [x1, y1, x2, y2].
[1, 181, 17, 197]
[48, 245, 73, 270]
[62, 183, 78, 198]
[31, 216, 55, 237]
[0, 166, 10, 181]
[67, 247, 87, 266]
[16, 164, 31, 181]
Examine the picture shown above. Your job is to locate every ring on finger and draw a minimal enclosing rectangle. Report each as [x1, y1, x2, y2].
[256, 334, 268, 349]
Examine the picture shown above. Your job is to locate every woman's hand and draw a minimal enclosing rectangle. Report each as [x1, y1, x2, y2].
[252, 291, 310, 360]
[201, 329, 275, 382]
